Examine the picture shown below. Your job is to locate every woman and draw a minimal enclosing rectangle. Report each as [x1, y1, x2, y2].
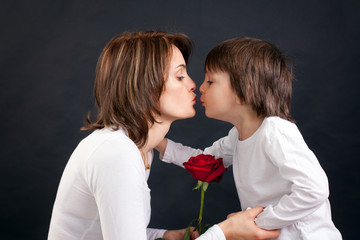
[48, 31, 279, 240]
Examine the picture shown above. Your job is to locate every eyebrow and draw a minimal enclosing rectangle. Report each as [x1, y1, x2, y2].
[176, 64, 186, 69]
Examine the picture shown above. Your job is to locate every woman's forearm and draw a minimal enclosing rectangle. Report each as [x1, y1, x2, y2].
[217, 207, 280, 240]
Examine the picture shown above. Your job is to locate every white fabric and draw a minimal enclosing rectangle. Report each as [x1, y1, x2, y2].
[196, 224, 225, 240]
[162, 117, 342, 239]
[48, 128, 166, 240]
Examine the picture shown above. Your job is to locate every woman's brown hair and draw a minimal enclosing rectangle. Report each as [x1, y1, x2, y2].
[82, 31, 193, 147]
[205, 37, 295, 122]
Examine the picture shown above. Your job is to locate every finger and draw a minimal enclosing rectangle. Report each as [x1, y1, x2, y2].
[247, 206, 264, 218]
[226, 212, 237, 219]
[191, 230, 200, 239]
[258, 229, 281, 239]
[189, 226, 197, 234]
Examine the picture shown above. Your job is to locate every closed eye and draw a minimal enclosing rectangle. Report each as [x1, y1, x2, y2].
[177, 76, 185, 81]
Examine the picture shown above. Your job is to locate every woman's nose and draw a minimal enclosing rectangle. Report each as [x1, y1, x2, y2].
[189, 77, 196, 92]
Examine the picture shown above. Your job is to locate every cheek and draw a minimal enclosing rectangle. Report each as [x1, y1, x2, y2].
[166, 88, 184, 105]
[205, 88, 221, 106]
[205, 89, 233, 114]
[159, 87, 191, 116]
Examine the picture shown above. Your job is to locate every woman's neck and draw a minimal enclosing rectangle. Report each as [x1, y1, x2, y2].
[139, 118, 172, 158]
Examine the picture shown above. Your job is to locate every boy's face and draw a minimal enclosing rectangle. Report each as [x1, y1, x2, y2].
[199, 71, 240, 122]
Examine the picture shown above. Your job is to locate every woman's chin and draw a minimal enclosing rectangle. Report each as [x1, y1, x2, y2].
[179, 110, 196, 120]
[189, 109, 196, 118]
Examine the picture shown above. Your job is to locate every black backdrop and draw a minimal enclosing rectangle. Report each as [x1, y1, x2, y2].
[1, 1, 359, 239]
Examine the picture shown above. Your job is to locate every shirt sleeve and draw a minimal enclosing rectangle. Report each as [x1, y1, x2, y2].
[85, 136, 152, 239]
[160, 139, 204, 167]
[147, 228, 166, 240]
[255, 124, 330, 229]
[161, 127, 238, 168]
[196, 225, 226, 240]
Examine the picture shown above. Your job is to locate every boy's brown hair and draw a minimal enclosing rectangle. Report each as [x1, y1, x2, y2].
[82, 31, 193, 147]
[205, 37, 294, 122]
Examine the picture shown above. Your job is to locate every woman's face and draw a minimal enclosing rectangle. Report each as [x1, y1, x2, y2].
[199, 71, 239, 122]
[159, 46, 197, 121]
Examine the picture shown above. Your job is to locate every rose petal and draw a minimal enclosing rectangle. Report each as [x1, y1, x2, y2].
[184, 155, 227, 182]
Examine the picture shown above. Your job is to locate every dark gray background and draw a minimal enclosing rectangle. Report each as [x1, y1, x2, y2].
[1, 0, 359, 239]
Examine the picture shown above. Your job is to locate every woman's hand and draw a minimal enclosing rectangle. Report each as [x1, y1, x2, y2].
[163, 227, 199, 240]
[218, 206, 280, 240]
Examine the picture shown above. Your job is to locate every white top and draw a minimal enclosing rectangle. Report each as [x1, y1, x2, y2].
[48, 128, 225, 240]
[162, 117, 342, 239]
[196, 224, 225, 240]
[48, 128, 166, 240]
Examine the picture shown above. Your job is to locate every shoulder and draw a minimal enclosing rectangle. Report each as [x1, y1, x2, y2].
[262, 117, 307, 149]
[77, 129, 148, 200]
[263, 117, 300, 137]
[81, 128, 143, 169]
[261, 117, 305, 144]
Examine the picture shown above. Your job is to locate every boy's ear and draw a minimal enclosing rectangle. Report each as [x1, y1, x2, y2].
[235, 96, 244, 105]
[236, 85, 252, 105]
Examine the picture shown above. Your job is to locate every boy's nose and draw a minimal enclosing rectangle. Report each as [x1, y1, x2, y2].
[199, 82, 205, 93]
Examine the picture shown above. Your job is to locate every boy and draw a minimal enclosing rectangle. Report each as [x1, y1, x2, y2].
[157, 37, 342, 239]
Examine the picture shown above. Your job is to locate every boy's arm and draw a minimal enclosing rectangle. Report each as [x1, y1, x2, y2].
[157, 127, 238, 168]
[255, 126, 329, 229]
[159, 138, 204, 168]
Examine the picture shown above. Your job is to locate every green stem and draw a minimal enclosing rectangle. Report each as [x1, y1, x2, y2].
[198, 184, 205, 234]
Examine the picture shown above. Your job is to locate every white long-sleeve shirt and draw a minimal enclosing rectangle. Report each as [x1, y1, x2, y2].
[48, 128, 225, 240]
[48, 128, 166, 239]
[162, 117, 342, 239]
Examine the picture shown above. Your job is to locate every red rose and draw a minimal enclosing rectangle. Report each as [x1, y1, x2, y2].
[183, 154, 227, 183]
